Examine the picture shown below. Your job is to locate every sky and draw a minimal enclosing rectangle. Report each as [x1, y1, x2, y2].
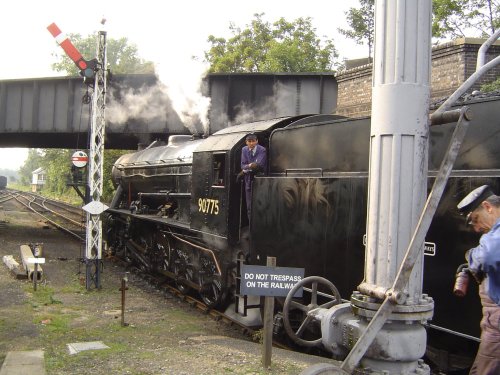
[0, 0, 366, 170]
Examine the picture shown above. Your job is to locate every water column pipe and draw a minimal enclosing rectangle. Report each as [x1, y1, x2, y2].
[348, 0, 435, 373]
[358, 0, 432, 307]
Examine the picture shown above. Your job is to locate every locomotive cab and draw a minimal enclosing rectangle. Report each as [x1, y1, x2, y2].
[190, 148, 234, 240]
[190, 117, 305, 245]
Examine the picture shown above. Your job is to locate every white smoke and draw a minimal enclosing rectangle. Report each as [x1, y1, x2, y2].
[106, 61, 211, 136]
[106, 71, 299, 137]
[156, 59, 211, 135]
[107, 83, 177, 123]
[230, 81, 294, 125]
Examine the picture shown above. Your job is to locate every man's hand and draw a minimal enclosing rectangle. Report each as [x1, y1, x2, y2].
[249, 162, 258, 170]
[236, 170, 244, 182]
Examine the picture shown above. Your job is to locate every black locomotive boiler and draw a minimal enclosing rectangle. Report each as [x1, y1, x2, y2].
[105, 94, 500, 373]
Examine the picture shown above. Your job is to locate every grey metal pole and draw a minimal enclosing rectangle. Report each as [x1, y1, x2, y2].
[364, 0, 432, 301]
[344, 0, 434, 373]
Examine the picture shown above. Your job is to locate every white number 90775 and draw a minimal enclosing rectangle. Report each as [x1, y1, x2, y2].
[198, 198, 219, 215]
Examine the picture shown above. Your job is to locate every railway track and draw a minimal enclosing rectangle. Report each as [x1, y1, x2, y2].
[115, 258, 255, 333]
[6, 189, 86, 241]
[0, 189, 18, 205]
[110, 255, 297, 351]
[3, 190, 294, 351]
[0, 192, 464, 373]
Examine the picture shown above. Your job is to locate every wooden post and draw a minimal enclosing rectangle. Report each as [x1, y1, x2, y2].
[33, 262, 38, 291]
[262, 256, 276, 368]
[120, 273, 129, 327]
[32, 243, 42, 291]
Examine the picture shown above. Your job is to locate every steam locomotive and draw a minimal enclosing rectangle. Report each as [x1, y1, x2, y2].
[105, 93, 500, 373]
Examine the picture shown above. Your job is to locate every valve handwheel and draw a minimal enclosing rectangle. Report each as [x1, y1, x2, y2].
[283, 276, 341, 347]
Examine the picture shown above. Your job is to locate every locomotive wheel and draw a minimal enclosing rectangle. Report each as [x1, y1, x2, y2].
[173, 258, 193, 294]
[199, 257, 223, 308]
[283, 276, 341, 348]
[199, 276, 223, 308]
[155, 233, 172, 272]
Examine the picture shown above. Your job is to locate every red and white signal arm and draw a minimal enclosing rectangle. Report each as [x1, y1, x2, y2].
[72, 151, 88, 168]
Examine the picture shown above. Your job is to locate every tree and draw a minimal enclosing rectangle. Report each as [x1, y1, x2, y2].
[40, 149, 71, 195]
[204, 13, 338, 73]
[102, 149, 130, 202]
[24, 148, 128, 203]
[338, 0, 375, 58]
[18, 149, 43, 185]
[481, 77, 500, 91]
[339, 0, 499, 55]
[433, 0, 499, 39]
[51, 34, 155, 75]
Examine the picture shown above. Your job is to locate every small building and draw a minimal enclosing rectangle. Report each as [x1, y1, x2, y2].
[31, 167, 46, 192]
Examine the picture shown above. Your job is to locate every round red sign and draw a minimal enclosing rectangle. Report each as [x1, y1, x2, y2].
[71, 151, 88, 168]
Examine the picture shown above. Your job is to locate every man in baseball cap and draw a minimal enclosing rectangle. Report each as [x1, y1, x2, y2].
[456, 185, 500, 374]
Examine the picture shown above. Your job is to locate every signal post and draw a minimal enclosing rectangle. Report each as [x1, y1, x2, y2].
[48, 22, 108, 289]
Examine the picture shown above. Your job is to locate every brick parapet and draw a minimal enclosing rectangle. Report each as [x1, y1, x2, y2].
[336, 38, 500, 117]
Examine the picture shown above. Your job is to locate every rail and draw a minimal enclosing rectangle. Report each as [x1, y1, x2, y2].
[425, 323, 481, 343]
[13, 191, 85, 242]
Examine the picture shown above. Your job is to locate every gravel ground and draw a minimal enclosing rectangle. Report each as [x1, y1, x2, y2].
[0, 197, 337, 375]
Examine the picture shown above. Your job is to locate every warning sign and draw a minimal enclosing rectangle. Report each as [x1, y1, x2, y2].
[240, 264, 304, 297]
[72, 151, 88, 168]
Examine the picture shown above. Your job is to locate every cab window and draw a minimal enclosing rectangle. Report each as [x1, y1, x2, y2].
[212, 153, 225, 187]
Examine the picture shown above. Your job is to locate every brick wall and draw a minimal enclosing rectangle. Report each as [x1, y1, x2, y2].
[336, 38, 500, 117]
[336, 64, 373, 118]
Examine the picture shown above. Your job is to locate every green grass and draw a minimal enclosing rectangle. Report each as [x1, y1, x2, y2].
[37, 314, 71, 334]
[8, 182, 30, 192]
[58, 277, 87, 294]
[24, 285, 62, 308]
[9, 256, 310, 374]
[45, 342, 128, 373]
